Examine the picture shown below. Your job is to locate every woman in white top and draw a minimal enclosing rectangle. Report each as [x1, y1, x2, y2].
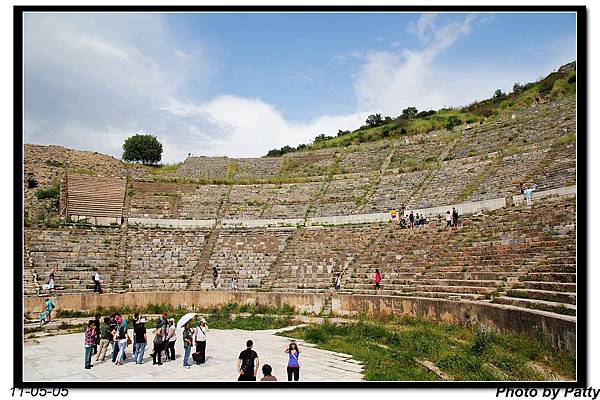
[165, 318, 176, 361]
[194, 318, 209, 364]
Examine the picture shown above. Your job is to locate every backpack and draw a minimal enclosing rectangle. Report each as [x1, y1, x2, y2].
[91, 273, 96, 283]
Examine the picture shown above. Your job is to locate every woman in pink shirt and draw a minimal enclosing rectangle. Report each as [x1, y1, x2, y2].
[375, 269, 382, 290]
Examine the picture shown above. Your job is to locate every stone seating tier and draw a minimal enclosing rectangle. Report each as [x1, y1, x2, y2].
[25, 227, 124, 293]
[126, 227, 212, 291]
[25, 194, 576, 316]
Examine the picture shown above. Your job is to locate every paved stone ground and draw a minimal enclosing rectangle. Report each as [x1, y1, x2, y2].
[23, 327, 363, 382]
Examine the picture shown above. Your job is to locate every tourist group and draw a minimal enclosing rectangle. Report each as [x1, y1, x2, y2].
[82, 311, 301, 381]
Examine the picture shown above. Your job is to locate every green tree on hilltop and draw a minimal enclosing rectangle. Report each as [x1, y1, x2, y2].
[365, 113, 384, 128]
[401, 107, 418, 119]
[493, 89, 506, 99]
[122, 134, 163, 165]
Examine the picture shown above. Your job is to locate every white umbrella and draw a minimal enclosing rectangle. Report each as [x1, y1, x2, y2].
[176, 312, 197, 329]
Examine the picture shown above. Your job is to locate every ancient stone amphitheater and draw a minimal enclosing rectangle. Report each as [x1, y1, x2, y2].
[22, 93, 577, 355]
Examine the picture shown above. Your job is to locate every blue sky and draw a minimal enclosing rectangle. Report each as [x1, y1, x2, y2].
[24, 12, 576, 161]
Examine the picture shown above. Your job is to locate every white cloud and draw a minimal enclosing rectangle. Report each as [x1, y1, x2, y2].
[24, 13, 574, 163]
[24, 13, 370, 162]
[163, 95, 369, 158]
[406, 13, 439, 41]
[353, 13, 575, 117]
[354, 14, 481, 115]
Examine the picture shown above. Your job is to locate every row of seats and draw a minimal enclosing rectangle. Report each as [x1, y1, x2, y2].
[25, 195, 577, 316]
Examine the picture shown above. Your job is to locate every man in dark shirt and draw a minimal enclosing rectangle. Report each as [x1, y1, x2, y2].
[109, 313, 119, 363]
[452, 207, 459, 227]
[93, 314, 101, 355]
[237, 340, 259, 381]
[133, 318, 147, 365]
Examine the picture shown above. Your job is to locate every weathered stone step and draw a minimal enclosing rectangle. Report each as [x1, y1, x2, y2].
[505, 288, 576, 305]
[513, 281, 576, 293]
[411, 285, 496, 295]
[415, 279, 502, 288]
[494, 296, 576, 315]
[530, 264, 576, 273]
[403, 291, 486, 300]
[525, 272, 576, 283]
[423, 271, 511, 280]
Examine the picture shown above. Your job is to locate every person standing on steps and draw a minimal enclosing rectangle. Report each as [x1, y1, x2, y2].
[452, 207, 459, 228]
[374, 269, 382, 290]
[446, 211, 452, 228]
[47, 268, 55, 291]
[92, 269, 103, 293]
[212, 266, 219, 289]
[334, 273, 341, 292]
[523, 184, 539, 206]
[237, 340, 259, 381]
[231, 271, 239, 291]
[194, 317, 208, 364]
[284, 340, 301, 381]
[44, 297, 55, 324]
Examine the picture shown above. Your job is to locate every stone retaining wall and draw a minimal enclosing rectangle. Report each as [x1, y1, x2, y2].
[334, 294, 576, 356]
[24, 291, 324, 315]
[24, 291, 575, 355]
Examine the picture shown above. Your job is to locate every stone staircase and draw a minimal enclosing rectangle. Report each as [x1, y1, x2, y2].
[268, 226, 379, 293]
[200, 227, 294, 290]
[194, 185, 234, 289]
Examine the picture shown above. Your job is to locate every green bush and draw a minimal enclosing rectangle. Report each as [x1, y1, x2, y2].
[445, 116, 462, 130]
[471, 329, 494, 355]
[35, 184, 59, 200]
[538, 79, 555, 94]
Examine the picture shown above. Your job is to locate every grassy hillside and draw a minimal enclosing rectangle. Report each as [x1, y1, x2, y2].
[267, 63, 576, 156]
